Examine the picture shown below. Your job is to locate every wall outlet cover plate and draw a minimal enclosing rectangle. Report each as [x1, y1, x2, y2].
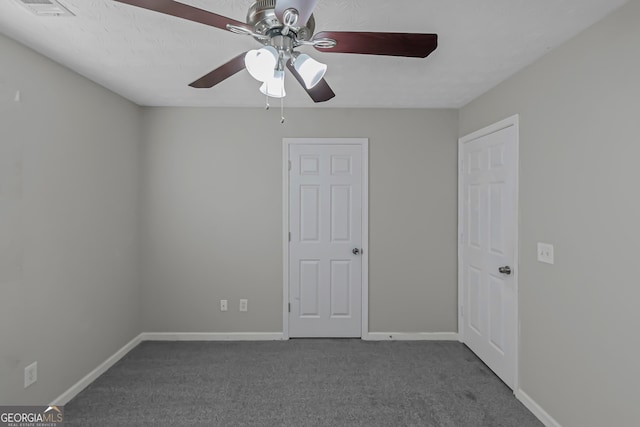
[537, 242, 554, 264]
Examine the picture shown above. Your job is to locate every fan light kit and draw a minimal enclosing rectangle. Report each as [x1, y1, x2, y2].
[246, 47, 327, 97]
[113, 0, 438, 121]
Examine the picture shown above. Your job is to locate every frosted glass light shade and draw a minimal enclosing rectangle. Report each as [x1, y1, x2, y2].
[260, 70, 286, 98]
[293, 54, 327, 89]
[245, 46, 278, 82]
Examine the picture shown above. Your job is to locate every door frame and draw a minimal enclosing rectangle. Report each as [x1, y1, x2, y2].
[283, 138, 369, 339]
[458, 115, 520, 389]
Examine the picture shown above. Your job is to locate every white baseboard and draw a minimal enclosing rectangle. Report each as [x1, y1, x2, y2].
[140, 332, 286, 341]
[515, 389, 562, 427]
[50, 332, 285, 405]
[51, 331, 461, 406]
[50, 333, 143, 406]
[50, 330, 561, 427]
[364, 332, 459, 341]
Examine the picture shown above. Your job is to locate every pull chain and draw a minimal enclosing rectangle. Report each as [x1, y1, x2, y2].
[280, 96, 285, 124]
[265, 80, 270, 110]
[280, 76, 285, 124]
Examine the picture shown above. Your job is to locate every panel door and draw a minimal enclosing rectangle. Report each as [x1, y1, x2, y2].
[289, 144, 362, 337]
[461, 123, 518, 388]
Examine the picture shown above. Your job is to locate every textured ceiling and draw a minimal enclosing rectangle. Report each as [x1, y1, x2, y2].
[0, 0, 628, 108]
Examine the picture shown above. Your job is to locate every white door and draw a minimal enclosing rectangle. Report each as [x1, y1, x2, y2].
[459, 116, 519, 389]
[288, 142, 363, 337]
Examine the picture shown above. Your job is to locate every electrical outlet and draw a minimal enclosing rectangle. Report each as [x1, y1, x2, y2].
[24, 362, 37, 388]
[220, 299, 228, 312]
[239, 299, 248, 312]
[537, 242, 554, 264]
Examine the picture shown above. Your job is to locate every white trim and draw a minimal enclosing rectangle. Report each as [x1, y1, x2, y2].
[513, 116, 521, 390]
[140, 332, 285, 341]
[282, 144, 291, 339]
[457, 132, 465, 342]
[516, 389, 563, 427]
[50, 332, 286, 405]
[282, 138, 369, 338]
[50, 329, 462, 408]
[361, 141, 369, 339]
[458, 114, 520, 389]
[364, 332, 459, 341]
[459, 115, 520, 144]
[49, 333, 143, 406]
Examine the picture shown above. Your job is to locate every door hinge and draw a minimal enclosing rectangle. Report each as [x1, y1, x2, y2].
[288, 232, 291, 242]
[460, 306, 464, 318]
[288, 303, 291, 313]
[288, 160, 291, 171]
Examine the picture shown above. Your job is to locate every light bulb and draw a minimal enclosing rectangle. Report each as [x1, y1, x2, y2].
[245, 46, 278, 82]
[260, 70, 286, 98]
[293, 54, 327, 89]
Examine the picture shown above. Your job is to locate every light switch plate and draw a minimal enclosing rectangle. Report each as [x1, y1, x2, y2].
[537, 242, 554, 264]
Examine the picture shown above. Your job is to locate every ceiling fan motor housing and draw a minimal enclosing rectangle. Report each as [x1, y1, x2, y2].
[247, 0, 315, 43]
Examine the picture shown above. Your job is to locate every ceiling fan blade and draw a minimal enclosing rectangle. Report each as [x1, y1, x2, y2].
[113, 0, 248, 32]
[275, 0, 319, 27]
[286, 60, 335, 103]
[313, 31, 438, 58]
[189, 53, 247, 89]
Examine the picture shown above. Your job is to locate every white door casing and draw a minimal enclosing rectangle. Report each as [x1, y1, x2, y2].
[284, 138, 368, 338]
[458, 116, 519, 389]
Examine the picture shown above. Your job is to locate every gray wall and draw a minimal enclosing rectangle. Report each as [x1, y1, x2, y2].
[0, 33, 141, 404]
[7, 1, 636, 420]
[459, 1, 640, 426]
[140, 107, 459, 333]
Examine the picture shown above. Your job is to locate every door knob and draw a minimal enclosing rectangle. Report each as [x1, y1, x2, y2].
[352, 248, 361, 255]
[498, 266, 512, 275]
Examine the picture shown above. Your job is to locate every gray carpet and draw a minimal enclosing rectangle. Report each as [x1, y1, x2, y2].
[64, 340, 542, 426]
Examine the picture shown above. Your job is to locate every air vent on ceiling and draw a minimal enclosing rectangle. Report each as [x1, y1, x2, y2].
[14, 0, 75, 17]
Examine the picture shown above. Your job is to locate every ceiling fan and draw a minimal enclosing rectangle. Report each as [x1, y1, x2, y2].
[113, 0, 438, 103]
